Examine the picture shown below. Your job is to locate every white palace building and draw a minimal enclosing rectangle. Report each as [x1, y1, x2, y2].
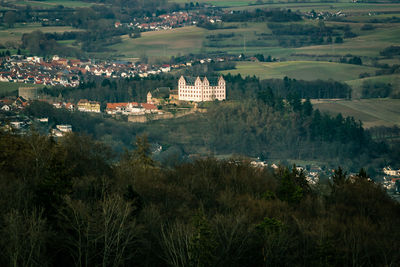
[178, 75, 226, 102]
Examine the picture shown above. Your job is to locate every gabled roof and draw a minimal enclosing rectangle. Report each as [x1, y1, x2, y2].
[106, 102, 128, 110]
[181, 76, 198, 85]
[106, 102, 139, 110]
[141, 103, 157, 110]
[65, 103, 74, 109]
[207, 77, 219, 86]
[181, 76, 222, 86]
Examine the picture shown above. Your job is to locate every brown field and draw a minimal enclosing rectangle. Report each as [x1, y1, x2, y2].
[311, 98, 400, 128]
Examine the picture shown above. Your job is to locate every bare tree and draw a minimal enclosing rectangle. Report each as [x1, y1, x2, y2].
[61, 194, 142, 267]
[160, 221, 193, 267]
[2, 208, 48, 267]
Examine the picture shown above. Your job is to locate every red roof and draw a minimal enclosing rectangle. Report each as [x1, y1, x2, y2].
[106, 102, 140, 110]
[141, 103, 157, 110]
[69, 59, 81, 65]
[106, 102, 128, 109]
[65, 103, 74, 109]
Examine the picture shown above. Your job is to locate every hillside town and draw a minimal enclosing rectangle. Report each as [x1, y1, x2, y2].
[0, 74, 226, 135]
[0, 53, 239, 87]
[0, 55, 175, 87]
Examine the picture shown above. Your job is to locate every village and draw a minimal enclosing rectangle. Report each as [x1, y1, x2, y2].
[249, 160, 400, 196]
[116, 11, 222, 32]
[0, 73, 227, 136]
[0, 52, 239, 88]
[0, 54, 174, 87]
[0, 86, 178, 131]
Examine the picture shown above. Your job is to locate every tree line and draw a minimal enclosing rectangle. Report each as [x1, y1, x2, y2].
[223, 74, 352, 100]
[267, 22, 357, 48]
[222, 8, 302, 23]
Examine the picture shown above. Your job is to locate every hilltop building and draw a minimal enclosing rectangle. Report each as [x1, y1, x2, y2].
[178, 75, 226, 102]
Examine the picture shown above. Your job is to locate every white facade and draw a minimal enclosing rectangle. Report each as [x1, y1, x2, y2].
[56, 124, 72, 133]
[383, 166, 399, 176]
[178, 76, 226, 102]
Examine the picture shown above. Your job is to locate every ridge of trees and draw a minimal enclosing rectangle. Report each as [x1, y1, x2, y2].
[222, 9, 302, 23]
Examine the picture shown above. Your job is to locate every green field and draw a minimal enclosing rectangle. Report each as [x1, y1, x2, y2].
[0, 82, 43, 95]
[221, 61, 378, 81]
[295, 25, 400, 58]
[226, 1, 400, 12]
[311, 98, 400, 128]
[107, 15, 400, 64]
[346, 74, 400, 98]
[110, 26, 207, 60]
[13, 0, 95, 8]
[0, 23, 82, 43]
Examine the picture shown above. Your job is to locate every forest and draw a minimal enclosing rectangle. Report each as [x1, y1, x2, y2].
[21, 74, 391, 172]
[24, 81, 398, 173]
[0, 130, 399, 266]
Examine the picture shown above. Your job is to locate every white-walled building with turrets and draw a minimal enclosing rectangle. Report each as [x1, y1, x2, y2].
[178, 75, 226, 102]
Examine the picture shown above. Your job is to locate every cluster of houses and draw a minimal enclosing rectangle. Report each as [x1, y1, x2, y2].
[0, 91, 159, 118]
[0, 95, 160, 138]
[115, 11, 222, 32]
[0, 53, 241, 86]
[106, 102, 159, 115]
[50, 99, 159, 115]
[382, 166, 400, 192]
[0, 55, 80, 87]
[250, 161, 322, 185]
[0, 55, 178, 87]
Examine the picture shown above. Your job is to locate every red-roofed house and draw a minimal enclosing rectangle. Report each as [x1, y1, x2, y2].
[64, 103, 75, 111]
[106, 102, 141, 115]
[141, 103, 158, 113]
[106, 102, 128, 114]
[69, 59, 81, 67]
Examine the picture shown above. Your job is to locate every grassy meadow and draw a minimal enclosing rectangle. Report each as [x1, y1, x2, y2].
[296, 25, 400, 58]
[111, 26, 207, 60]
[226, 1, 400, 12]
[221, 61, 378, 81]
[346, 74, 400, 98]
[0, 23, 82, 43]
[13, 0, 95, 8]
[108, 14, 400, 65]
[311, 98, 400, 128]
